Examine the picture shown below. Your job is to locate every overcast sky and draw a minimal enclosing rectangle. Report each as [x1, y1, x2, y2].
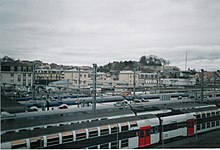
[1, 0, 220, 71]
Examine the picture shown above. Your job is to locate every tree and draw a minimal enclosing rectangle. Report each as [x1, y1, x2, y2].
[1, 56, 14, 62]
[140, 56, 147, 65]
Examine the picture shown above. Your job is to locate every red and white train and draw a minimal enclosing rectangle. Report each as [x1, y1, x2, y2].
[1, 106, 220, 149]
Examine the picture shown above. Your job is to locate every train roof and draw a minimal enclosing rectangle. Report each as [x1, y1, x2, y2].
[1, 114, 157, 143]
[1, 108, 134, 131]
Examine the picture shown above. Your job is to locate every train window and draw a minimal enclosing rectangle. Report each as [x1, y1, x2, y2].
[34, 127, 41, 130]
[140, 130, 145, 138]
[151, 126, 158, 134]
[207, 122, 211, 128]
[30, 137, 42, 149]
[202, 123, 206, 129]
[111, 141, 117, 149]
[121, 139, 129, 148]
[212, 122, 215, 127]
[146, 129, 150, 136]
[202, 113, 206, 118]
[212, 112, 215, 116]
[19, 129, 28, 132]
[196, 114, 201, 119]
[62, 134, 73, 143]
[121, 125, 128, 131]
[100, 143, 109, 149]
[101, 128, 109, 135]
[207, 113, 211, 117]
[196, 124, 201, 130]
[6, 130, 15, 134]
[111, 127, 119, 134]
[130, 122, 138, 128]
[11, 140, 27, 149]
[216, 121, 220, 126]
[216, 111, 220, 116]
[62, 132, 73, 143]
[76, 132, 86, 141]
[88, 145, 98, 149]
[12, 143, 27, 149]
[89, 130, 98, 138]
[47, 135, 59, 146]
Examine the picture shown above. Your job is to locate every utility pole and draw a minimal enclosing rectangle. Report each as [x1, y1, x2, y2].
[214, 71, 216, 91]
[92, 63, 97, 113]
[32, 63, 36, 101]
[185, 51, 188, 71]
[133, 65, 136, 97]
[201, 69, 204, 101]
[77, 67, 81, 100]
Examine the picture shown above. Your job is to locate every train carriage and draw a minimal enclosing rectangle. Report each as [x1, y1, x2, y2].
[1, 103, 220, 149]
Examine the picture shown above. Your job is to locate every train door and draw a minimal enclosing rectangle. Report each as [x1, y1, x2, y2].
[187, 119, 194, 136]
[139, 126, 151, 148]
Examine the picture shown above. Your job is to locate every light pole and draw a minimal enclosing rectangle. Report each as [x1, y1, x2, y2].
[92, 63, 97, 113]
[193, 114, 198, 142]
[201, 69, 204, 101]
[159, 117, 164, 148]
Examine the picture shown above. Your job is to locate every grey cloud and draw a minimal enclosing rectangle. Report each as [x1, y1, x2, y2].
[1, 0, 220, 71]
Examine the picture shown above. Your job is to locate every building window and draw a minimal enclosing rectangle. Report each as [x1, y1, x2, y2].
[28, 67, 32, 72]
[196, 124, 201, 130]
[23, 74, 26, 81]
[202, 123, 206, 129]
[10, 66, 14, 71]
[212, 112, 215, 116]
[216, 121, 220, 126]
[207, 122, 211, 128]
[18, 66, 21, 71]
[23, 67, 27, 72]
[18, 75, 21, 82]
[212, 122, 215, 127]
[207, 113, 211, 117]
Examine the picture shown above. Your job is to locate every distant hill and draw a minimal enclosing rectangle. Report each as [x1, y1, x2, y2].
[98, 55, 170, 73]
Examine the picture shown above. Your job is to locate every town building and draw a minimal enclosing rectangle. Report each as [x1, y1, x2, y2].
[1, 62, 33, 91]
[119, 70, 139, 87]
[35, 69, 63, 85]
[63, 69, 90, 88]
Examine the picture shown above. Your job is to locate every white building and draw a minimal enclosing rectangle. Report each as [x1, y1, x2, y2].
[119, 70, 139, 86]
[1, 62, 33, 90]
[138, 72, 158, 86]
[63, 69, 90, 88]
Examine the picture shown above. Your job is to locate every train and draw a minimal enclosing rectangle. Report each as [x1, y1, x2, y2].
[18, 92, 188, 108]
[1, 103, 220, 149]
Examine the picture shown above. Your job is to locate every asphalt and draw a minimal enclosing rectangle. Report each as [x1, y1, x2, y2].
[153, 129, 220, 148]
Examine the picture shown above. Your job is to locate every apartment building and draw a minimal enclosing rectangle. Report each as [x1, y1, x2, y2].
[35, 69, 63, 85]
[119, 70, 139, 86]
[63, 69, 90, 87]
[1, 62, 33, 89]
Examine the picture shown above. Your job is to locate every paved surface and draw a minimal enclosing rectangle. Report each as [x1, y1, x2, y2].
[153, 129, 220, 148]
